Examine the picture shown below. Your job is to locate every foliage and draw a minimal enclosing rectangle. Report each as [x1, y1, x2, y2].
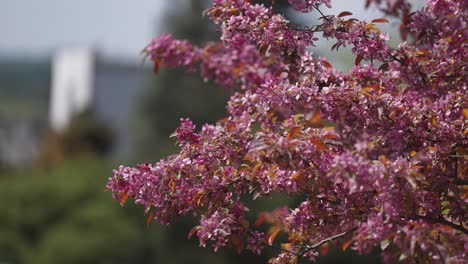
[137, 0, 229, 160]
[37, 110, 113, 167]
[108, 0, 467, 263]
[1, 156, 283, 264]
[0, 158, 165, 264]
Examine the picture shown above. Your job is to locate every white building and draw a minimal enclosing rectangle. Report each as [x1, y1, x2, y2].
[48, 47, 149, 160]
[50, 47, 95, 132]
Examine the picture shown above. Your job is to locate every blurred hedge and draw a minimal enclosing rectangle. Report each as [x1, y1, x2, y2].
[0, 158, 162, 263]
[0, 158, 270, 264]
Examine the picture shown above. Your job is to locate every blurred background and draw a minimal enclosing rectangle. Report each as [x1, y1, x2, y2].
[0, 0, 416, 263]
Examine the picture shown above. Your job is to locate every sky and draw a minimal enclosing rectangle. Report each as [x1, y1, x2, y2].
[0, 1, 421, 62]
[1, 0, 166, 61]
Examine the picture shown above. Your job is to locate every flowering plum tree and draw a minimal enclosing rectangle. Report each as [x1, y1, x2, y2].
[107, 0, 467, 263]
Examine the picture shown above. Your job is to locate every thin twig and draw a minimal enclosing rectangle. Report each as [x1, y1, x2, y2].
[454, 178, 468, 185]
[416, 215, 467, 234]
[389, 53, 407, 66]
[306, 227, 357, 250]
[449, 155, 467, 159]
[264, 243, 301, 256]
[313, 6, 331, 23]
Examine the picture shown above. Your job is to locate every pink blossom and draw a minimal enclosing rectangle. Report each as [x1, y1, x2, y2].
[108, 0, 468, 263]
[288, 0, 332, 12]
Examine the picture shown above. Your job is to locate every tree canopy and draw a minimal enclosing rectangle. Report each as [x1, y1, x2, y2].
[108, 1, 467, 263]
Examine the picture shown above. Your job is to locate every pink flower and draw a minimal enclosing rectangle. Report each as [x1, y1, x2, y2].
[108, 0, 468, 262]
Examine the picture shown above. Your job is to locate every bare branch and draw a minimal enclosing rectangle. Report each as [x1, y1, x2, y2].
[301, 227, 357, 255]
[416, 215, 467, 234]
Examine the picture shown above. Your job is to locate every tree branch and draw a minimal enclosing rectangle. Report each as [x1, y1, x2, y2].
[313, 6, 331, 23]
[264, 243, 301, 257]
[301, 227, 357, 254]
[262, 227, 358, 259]
[416, 215, 467, 234]
[454, 178, 468, 186]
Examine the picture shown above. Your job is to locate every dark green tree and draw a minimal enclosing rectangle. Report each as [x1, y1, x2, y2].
[137, 0, 229, 159]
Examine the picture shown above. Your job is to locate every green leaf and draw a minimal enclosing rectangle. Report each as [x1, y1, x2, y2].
[441, 208, 450, 215]
[293, 114, 301, 123]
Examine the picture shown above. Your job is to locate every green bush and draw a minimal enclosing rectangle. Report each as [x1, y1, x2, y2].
[0, 158, 162, 264]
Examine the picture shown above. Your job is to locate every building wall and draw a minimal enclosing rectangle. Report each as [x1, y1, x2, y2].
[93, 62, 149, 161]
[50, 48, 94, 132]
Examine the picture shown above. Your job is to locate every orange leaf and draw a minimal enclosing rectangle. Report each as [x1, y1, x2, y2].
[311, 138, 328, 151]
[323, 134, 339, 140]
[320, 243, 330, 256]
[266, 226, 281, 245]
[292, 171, 307, 187]
[411, 165, 424, 170]
[379, 155, 388, 165]
[415, 50, 426, 56]
[321, 60, 332, 69]
[338, 11, 353, 18]
[355, 54, 364, 65]
[461, 190, 467, 200]
[287, 126, 302, 140]
[244, 153, 255, 163]
[153, 58, 161, 74]
[281, 243, 292, 251]
[242, 219, 250, 230]
[326, 194, 338, 202]
[439, 225, 454, 232]
[252, 162, 262, 180]
[226, 122, 236, 131]
[427, 146, 437, 152]
[372, 18, 389, 23]
[170, 179, 175, 191]
[231, 234, 244, 254]
[342, 238, 353, 251]
[119, 191, 129, 206]
[196, 191, 205, 206]
[365, 23, 376, 30]
[359, 87, 373, 95]
[290, 170, 303, 180]
[255, 212, 267, 227]
[310, 111, 321, 125]
[268, 164, 279, 181]
[258, 43, 269, 55]
[146, 212, 154, 226]
[188, 226, 203, 239]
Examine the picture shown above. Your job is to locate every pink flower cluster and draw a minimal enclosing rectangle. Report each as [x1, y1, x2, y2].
[108, 0, 467, 263]
[365, 0, 411, 18]
[207, 0, 317, 54]
[288, 0, 331, 12]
